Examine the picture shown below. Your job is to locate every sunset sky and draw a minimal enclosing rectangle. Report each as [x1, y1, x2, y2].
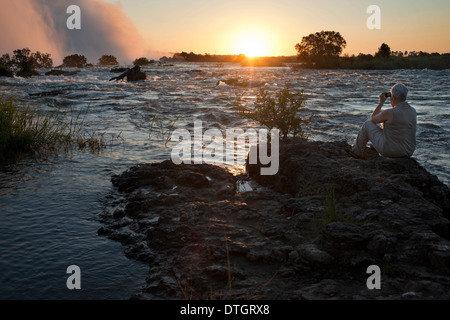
[106, 0, 450, 57]
[0, 0, 449, 64]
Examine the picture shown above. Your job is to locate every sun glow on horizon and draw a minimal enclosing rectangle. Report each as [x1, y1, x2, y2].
[233, 30, 270, 57]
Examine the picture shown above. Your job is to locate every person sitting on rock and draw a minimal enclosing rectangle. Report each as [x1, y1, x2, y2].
[349, 82, 417, 159]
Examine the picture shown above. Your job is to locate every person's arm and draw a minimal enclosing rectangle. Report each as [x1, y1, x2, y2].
[371, 92, 393, 124]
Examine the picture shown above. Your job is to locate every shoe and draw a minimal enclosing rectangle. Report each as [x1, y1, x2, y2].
[362, 146, 379, 159]
[345, 148, 363, 159]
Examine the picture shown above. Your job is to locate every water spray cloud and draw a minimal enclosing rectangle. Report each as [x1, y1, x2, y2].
[0, 0, 147, 64]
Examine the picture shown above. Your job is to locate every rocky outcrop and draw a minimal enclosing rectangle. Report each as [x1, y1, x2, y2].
[110, 67, 129, 73]
[0, 67, 14, 77]
[99, 139, 450, 300]
[109, 66, 147, 82]
[29, 90, 65, 97]
[45, 69, 80, 76]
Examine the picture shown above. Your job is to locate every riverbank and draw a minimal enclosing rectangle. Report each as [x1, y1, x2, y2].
[161, 52, 450, 70]
[99, 138, 450, 300]
[291, 54, 450, 70]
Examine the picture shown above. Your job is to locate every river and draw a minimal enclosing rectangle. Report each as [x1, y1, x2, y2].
[0, 63, 448, 299]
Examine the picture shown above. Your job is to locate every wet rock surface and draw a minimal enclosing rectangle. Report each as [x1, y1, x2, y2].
[99, 139, 450, 300]
[45, 69, 80, 76]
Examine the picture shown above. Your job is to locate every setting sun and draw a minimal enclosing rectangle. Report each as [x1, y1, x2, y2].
[234, 30, 270, 57]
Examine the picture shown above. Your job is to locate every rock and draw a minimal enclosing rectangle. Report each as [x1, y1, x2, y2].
[109, 66, 147, 82]
[110, 67, 129, 73]
[216, 78, 249, 87]
[298, 243, 334, 265]
[366, 233, 388, 258]
[100, 138, 450, 299]
[16, 70, 39, 78]
[323, 222, 368, 249]
[0, 67, 13, 77]
[29, 90, 66, 97]
[45, 69, 79, 76]
[176, 170, 210, 187]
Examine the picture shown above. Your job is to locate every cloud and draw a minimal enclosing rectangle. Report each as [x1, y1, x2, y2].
[0, 0, 147, 64]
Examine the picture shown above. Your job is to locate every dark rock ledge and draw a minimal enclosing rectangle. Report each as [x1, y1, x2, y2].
[99, 139, 450, 300]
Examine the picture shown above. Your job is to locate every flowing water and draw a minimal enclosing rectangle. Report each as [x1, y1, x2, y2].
[0, 63, 448, 299]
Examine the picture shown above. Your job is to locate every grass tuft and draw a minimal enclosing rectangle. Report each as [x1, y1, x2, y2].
[0, 94, 111, 160]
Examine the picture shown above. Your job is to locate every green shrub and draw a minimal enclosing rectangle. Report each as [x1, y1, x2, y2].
[0, 95, 107, 160]
[235, 85, 311, 139]
[0, 48, 53, 77]
[323, 185, 337, 222]
[98, 54, 119, 66]
[133, 57, 154, 66]
[63, 54, 87, 68]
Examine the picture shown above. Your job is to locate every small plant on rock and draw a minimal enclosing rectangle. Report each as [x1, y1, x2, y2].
[235, 84, 311, 139]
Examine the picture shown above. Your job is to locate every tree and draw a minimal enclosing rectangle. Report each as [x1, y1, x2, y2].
[375, 43, 391, 59]
[11, 48, 45, 77]
[34, 51, 53, 68]
[63, 54, 87, 68]
[295, 31, 347, 64]
[235, 85, 311, 139]
[0, 54, 12, 70]
[98, 54, 119, 66]
[133, 57, 154, 66]
[0, 49, 53, 77]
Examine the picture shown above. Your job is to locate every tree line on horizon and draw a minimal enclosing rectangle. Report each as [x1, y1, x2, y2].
[1, 30, 449, 77]
[293, 30, 450, 69]
[167, 31, 449, 69]
[0, 49, 161, 78]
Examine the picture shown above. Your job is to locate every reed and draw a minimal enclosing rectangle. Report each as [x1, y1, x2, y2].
[323, 185, 338, 223]
[0, 94, 106, 160]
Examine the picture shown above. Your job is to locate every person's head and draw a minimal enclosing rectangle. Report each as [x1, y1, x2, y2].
[390, 83, 408, 106]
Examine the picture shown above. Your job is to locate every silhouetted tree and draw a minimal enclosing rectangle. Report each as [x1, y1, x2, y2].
[0, 54, 12, 71]
[34, 51, 53, 68]
[98, 54, 119, 66]
[375, 43, 391, 59]
[295, 31, 347, 64]
[133, 57, 154, 66]
[0, 49, 52, 77]
[11, 48, 52, 77]
[63, 54, 87, 68]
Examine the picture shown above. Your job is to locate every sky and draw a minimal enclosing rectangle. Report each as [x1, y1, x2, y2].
[0, 0, 449, 64]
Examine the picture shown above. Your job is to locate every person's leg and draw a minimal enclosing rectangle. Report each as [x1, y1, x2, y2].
[352, 120, 385, 156]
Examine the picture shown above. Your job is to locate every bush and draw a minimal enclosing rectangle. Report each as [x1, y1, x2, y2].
[0, 53, 12, 70]
[0, 95, 70, 158]
[0, 94, 109, 160]
[98, 54, 119, 66]
[0, 48, 53, 77]
[63, 54, 87, 68]
[33, 51, 53, 69]
[133, 57, 154, 66]
[235, 85, 311, 139]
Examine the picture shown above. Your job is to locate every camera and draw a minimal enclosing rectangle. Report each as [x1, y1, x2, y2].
[385, 92, 391, 98]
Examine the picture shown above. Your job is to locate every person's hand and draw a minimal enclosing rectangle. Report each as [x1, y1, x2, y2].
[379, 92, 388, 105]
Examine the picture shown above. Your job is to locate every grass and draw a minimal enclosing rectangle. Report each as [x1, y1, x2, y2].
[323, 185, 338, 223]
[321, 184, 357, 224]
[148, 113, 181, 147]
[225, 235, 232, 297]
[0, 94, 110, 161]
[174, 234, 278, 300]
